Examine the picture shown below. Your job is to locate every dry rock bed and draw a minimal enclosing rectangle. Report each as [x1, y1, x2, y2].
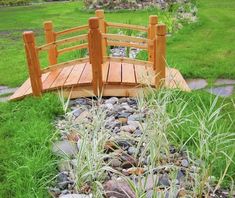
[50, 97, 230, 198]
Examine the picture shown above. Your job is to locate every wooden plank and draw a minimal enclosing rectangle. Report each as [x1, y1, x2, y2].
[122, 63, 136, 84]
[25, 72, 50, 95]
[106, 22, 148, 32]
[107, 61, 122, 84]
[135, 64, 154, 85]
[43, 68, 62, 90]
[56, 25, 89, 37]
[107, 41, 148, 50]
[79, 63, 92, 85]
[9, 79, 31, 100]
[102, 62, 110, 83]
[64, 63, 86, 86]
[51, 65, 74, 88]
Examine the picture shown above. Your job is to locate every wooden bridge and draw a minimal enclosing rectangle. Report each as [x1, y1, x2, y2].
[10, 10, 190, 101]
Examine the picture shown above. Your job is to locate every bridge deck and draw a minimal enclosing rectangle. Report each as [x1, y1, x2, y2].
[10, 61, 190, 100]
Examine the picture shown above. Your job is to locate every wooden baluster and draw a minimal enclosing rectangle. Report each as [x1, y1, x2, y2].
[155, 24, 166, 88]
[44, 21, 57, 65]
[23, 31, 42, 96]
[148, 15, 158, 63]
[95, 9, 107, 57]
[88, 17, 103, 95]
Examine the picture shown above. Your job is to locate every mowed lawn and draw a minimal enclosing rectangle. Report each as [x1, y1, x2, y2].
[0, 0, 235, 87]
[167, 0, 235, 79]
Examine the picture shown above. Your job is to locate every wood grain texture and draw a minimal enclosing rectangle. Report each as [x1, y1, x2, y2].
[51, 65, 74, 88]
[79, 63, 92, 84]
[64, 63, 86, 86]
[102, 62, 110, 83]
[122, 63, 136, 84]
[107, 61, 122, 84]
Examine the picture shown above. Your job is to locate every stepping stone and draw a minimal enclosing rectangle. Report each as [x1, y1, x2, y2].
[214, 79, 235, 86]
[0, 87, 18, 95]
[186, 79, 208, 90]
[206, 86, 234, 97]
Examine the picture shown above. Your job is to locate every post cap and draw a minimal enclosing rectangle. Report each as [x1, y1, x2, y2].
[157, 24, 166, 36]
[89, 17, 99, 29]
[149, 15, 158, 25]
[95, 10, 105, 19]
[23, 31, 35, 43]
[44, 21, 53, 30]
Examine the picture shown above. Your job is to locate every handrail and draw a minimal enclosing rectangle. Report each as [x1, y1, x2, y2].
[102, 33, 151, 44]
[104, 56, 153, 67]
[106, 22, 148, 32]
[107, 40, 148, 50]
[37, 34, 88, 51]
[57, 43, 88, 55]
[41, 57, 89, 73]
[56, 25, 89, 37]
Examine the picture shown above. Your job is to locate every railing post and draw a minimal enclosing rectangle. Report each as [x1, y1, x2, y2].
[154, 24, 166, 88]
[88, 17, 103, 96]
[148, 15, 158, 62]
[95, 9, 107, 57]
[44, 21, 57, 65]
[23, 31, 42, 96]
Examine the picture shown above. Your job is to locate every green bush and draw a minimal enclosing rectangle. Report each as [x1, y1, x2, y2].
[0, 0, 31, 6]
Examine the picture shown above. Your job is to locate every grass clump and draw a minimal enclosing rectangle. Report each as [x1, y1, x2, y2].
[0, 94, 62, 197]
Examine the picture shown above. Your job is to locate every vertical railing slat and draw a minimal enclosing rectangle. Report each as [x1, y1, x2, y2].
[44, 21, 57, 65]
[155, 24, 166, 87]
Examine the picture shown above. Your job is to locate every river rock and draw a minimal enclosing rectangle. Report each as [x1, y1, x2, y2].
[105, 97, 119, 105]
[120, 125, 137, 133]
[59, 194, 91, 198]
[103, 179, 135, 198]
[181, 159, 189, 167]
[52, 141, 78, 158]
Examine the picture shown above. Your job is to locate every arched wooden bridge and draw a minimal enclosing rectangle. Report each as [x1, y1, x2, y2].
[10, 10, 190, 101]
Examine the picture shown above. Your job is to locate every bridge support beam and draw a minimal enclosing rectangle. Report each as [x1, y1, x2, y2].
[154, 24, 166, 87]
[23, 31, 42, 96]
[88, 17, 103, 96]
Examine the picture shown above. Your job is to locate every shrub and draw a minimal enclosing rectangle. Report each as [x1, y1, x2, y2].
[0, 0, 31, 6]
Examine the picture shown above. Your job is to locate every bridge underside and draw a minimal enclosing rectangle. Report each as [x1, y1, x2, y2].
[10, 61, 190, 100]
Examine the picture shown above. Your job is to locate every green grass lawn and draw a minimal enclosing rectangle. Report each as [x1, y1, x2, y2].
[167, 0, 235, 79]
[0, 94, 62, 197]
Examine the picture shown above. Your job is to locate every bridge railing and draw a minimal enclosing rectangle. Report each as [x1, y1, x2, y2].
[22, 10, 166, 96]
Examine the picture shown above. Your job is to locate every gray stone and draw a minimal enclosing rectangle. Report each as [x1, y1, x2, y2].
[59, 194, 91, 198]
[127, 147, 137, 155]
[186, 79, 208, 90]
[177, 170, 185, 182]
[181, 159, 189, 167]
[105, 97, 119, 105]
[206, 86, 234, 97]
[141, 174, 158, 191]
[134, 129, 142, 137]
[118, 112, 132, 118]
[109, 159, 122, 167]
[128, 114, 144, 121]
[75, 111, 90, 123]
[120, 125, 137, 133]
[103, 179, 135, 198]
[72, 109, 83, 117]
[158, 174, 170, 186]
[214, 79, 235, 86]
[127, 120, 141, 129]
[52, 140, 78, 157]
